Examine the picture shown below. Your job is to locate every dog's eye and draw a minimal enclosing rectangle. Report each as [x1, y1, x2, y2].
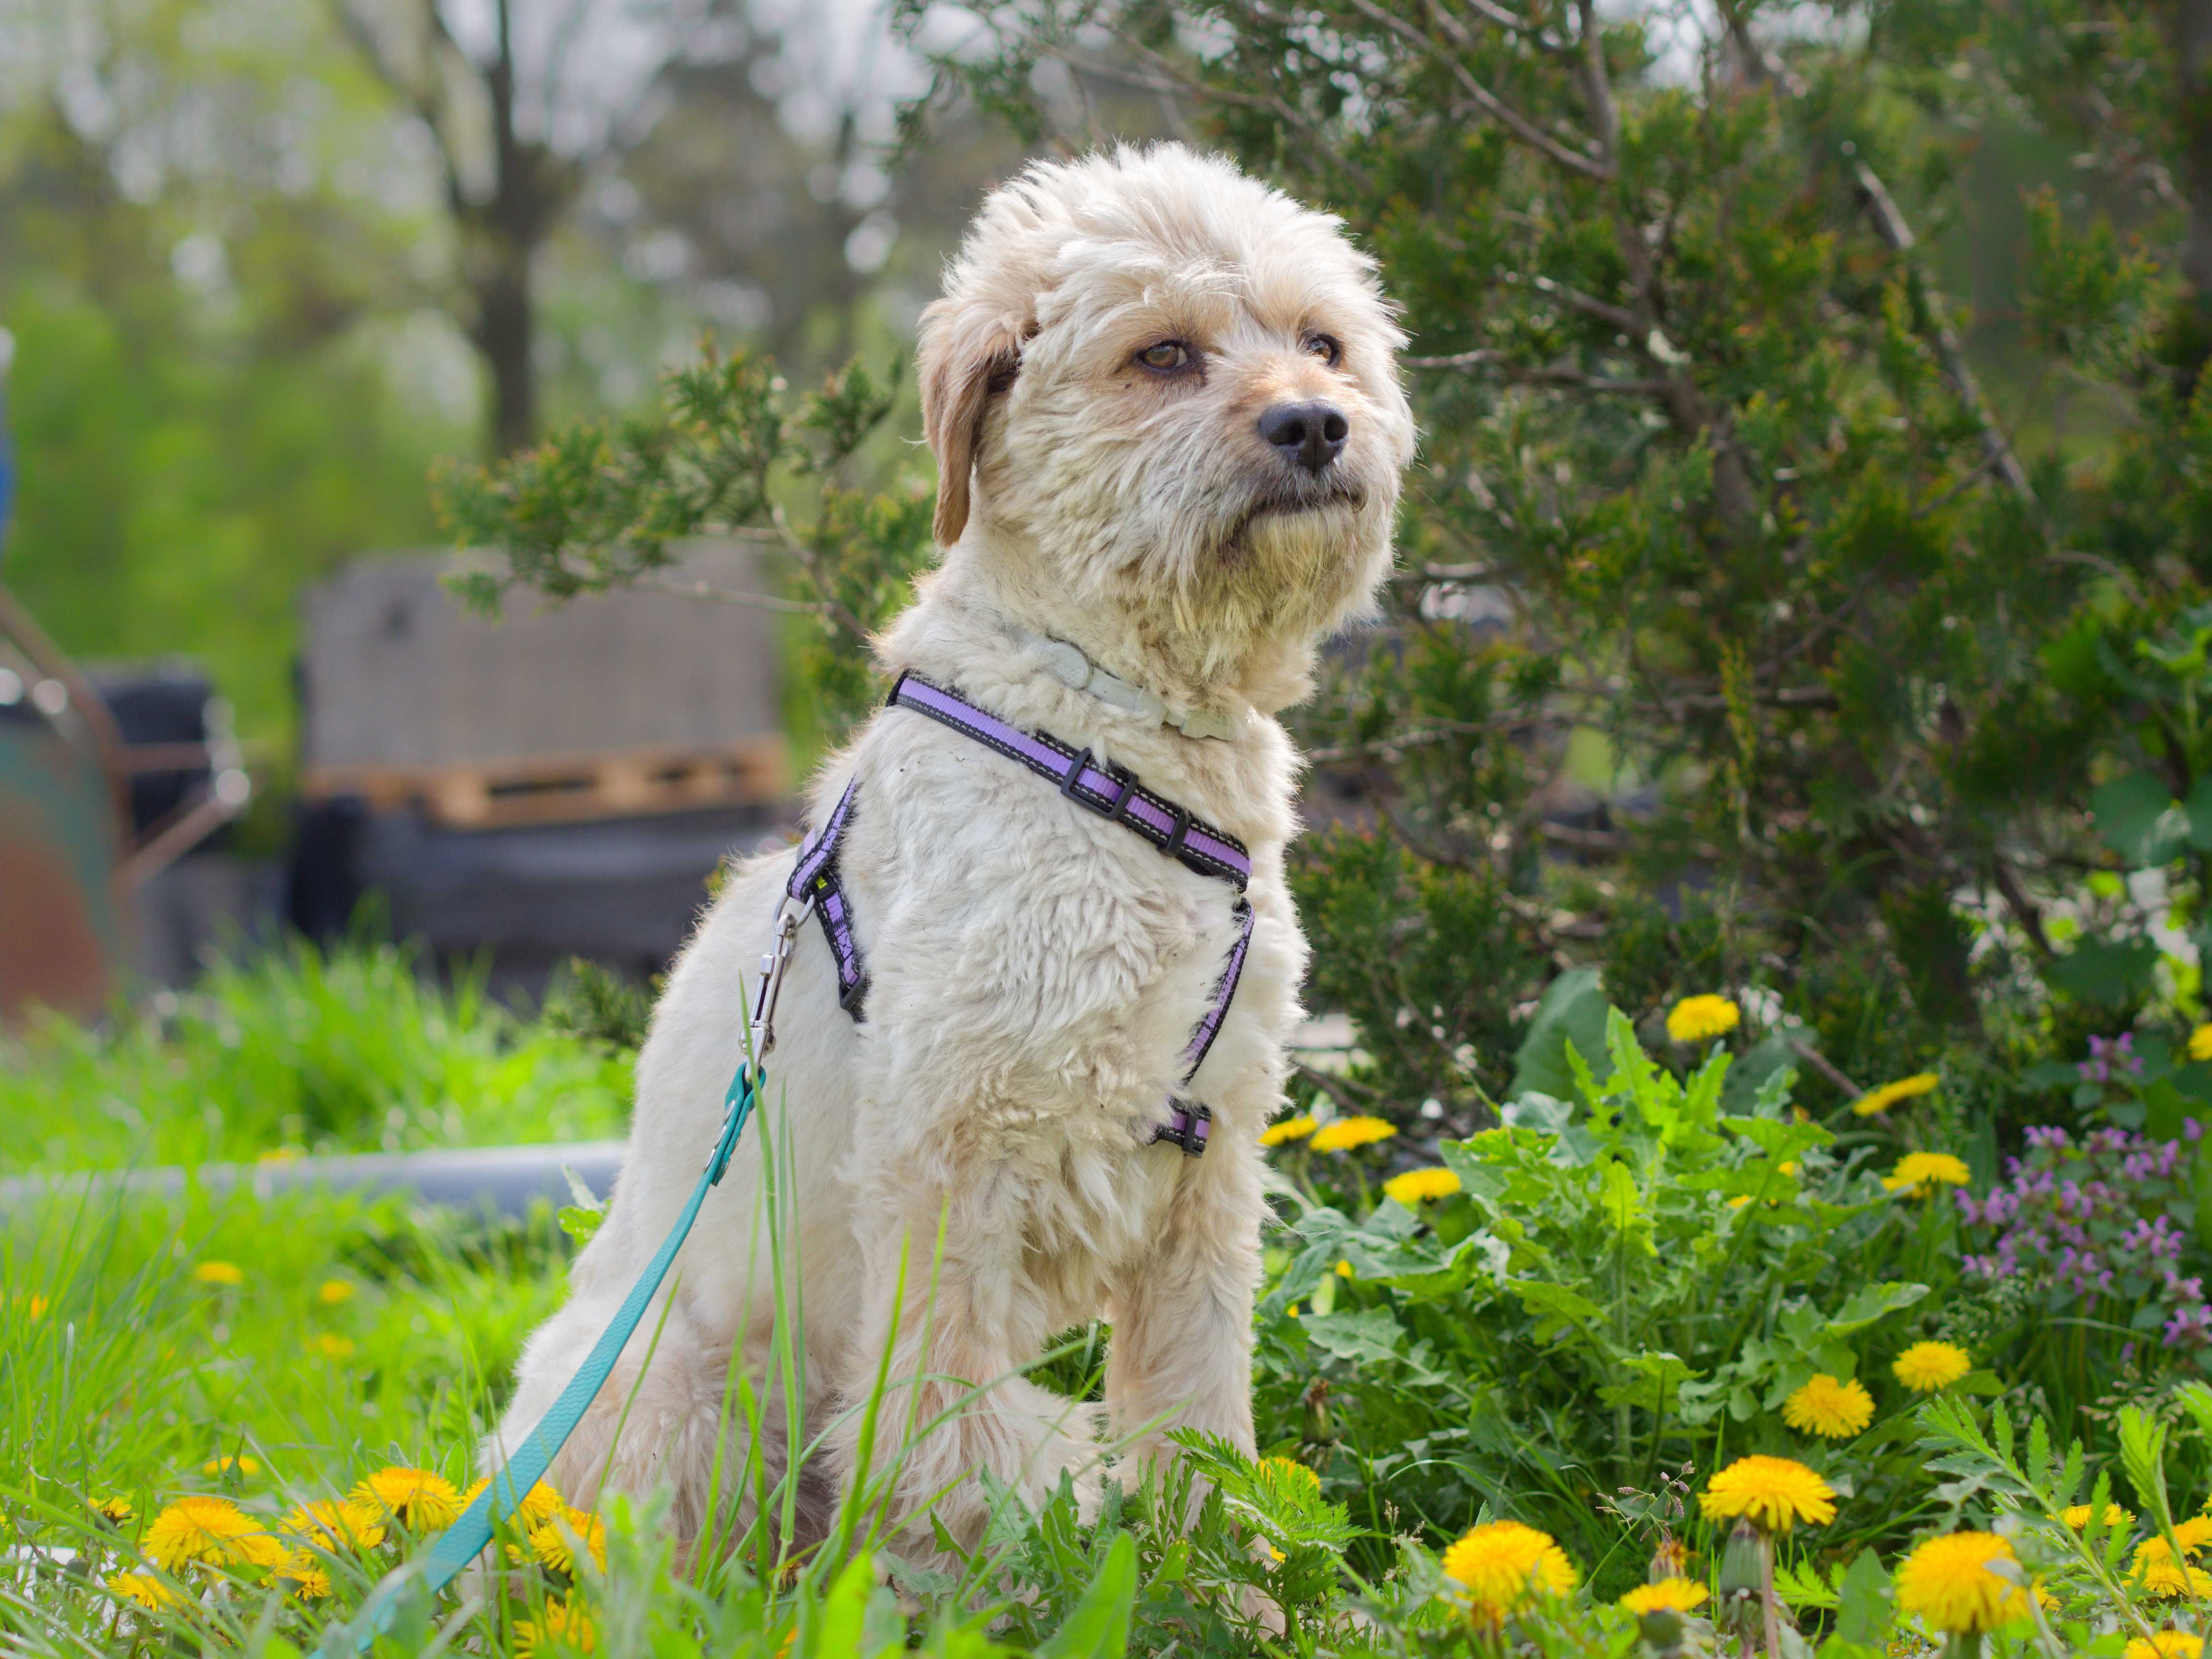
[1135, 340, 1194, 373]
[1302, 332, 1344, 368]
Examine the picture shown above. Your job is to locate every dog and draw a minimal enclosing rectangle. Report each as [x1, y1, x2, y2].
[489, 142, 1415, 1562]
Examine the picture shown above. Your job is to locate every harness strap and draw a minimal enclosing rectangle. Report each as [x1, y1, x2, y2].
[888, 672, 1252, 890]
[788, 776, 868, 1018]
[1181, 898, 1254, 1084]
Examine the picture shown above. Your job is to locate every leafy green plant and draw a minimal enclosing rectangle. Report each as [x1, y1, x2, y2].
[436, 346, 933, 732]
[1258, 1010, 1966, 1588]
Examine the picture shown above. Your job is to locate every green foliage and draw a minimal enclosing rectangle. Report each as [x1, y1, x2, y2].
[440, 348, 934, 731]
[0, 28, 470, 748]
[880, 0, 2212, 1132]
[16, 959, 2212, 1656]
[1258, 1011, 1960, 1583]
[542, 956, 656, 1058]
[0, 937, 630, 1174]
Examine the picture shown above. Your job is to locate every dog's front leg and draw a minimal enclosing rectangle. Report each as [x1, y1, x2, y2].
[1103, 1142, 1265, 1475]
[828, 1163, 1100, 1556]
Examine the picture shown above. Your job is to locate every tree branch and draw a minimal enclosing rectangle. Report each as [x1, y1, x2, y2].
[1339, 0, 1611, 180]
[1532, 273, 1641, 333]
[1852, 161, 2035, 500]
[1992, 856, 2056, 960]
[1789, 1037, 1862, 1101]
[769, 505, 873, 643]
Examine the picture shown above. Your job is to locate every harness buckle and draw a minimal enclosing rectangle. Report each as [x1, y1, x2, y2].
[1103, 765, 1140, 823]
[1164, 805, 1192, 860]
[1154, 1100, 1212, 1158]
[1057, 746, 1095, 804]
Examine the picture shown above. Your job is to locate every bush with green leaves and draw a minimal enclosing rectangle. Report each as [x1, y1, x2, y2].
[886, 0, 2212, 1139]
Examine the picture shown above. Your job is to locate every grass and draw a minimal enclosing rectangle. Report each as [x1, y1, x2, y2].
[7, 942, 2210, 1656]
[0, 938, 630, 1176]
[0, 1133, 1290, 1655]
[0, 945, 1298, 1655]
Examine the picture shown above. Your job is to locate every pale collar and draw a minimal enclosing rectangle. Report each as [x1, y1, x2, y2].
[1009, 625, 1244, 743]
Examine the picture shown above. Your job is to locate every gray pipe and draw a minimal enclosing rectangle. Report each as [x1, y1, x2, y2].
[0, 1141, 626, 1220]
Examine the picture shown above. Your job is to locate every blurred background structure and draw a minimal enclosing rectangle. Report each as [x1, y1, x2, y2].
[0, 0, 1031, 1013]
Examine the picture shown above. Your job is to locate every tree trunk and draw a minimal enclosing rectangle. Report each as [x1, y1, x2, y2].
[471, 241, 536, 458]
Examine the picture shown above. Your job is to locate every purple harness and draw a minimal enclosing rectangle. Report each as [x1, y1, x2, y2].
[783, 670, 1254, 1157]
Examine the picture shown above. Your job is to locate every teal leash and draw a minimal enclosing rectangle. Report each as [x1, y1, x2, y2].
[332, 897, 811, 1654]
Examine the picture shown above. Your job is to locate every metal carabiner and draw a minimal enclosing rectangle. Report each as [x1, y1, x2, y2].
[746, 893, 813, 1067]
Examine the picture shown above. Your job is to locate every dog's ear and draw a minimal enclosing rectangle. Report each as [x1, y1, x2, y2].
[918, 300, 1031, 547]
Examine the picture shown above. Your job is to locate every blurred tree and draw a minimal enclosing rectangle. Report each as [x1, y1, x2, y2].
[331, 0, 718, 454]
[0, 4, 463, 746]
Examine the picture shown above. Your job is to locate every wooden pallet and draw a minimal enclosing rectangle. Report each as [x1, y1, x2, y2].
[303, 737, 787, 830]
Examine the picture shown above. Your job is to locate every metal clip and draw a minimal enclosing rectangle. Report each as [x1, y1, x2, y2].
[747, 894, 812, 1069]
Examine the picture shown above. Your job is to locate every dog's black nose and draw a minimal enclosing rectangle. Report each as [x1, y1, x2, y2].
[1258, 401, 1348, 474]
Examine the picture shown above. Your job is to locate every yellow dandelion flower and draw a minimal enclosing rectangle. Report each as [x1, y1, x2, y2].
[528, 1507, 607, 1575]
[283, 1500, 386, 1554]
[87, 1494, 135, 1526]
[191, 1261, 243, 1286]
[1310, 1115, 1397, 1153]
[316, 1280, 355, 1306]
[2133, 1539, 2212, 1598]
[1883, 1152, 1973, 1195]
[278, 1550, 331, 1599]
[2192, 1023, 2212, 1064]
[1666, 996, 1741, 1044]
[2061, 1503, 2133, 1531]
[143, 1495, 284, 1573]
[1285, 1303, 1300, 1318]
[201, 1455, 261, 1478]
[1698, 1455, 1837, 1533]
[1383, 1167, 1462, 1205]
[352, 1467, 464, 1531]
[461, 1476, 564, 1525]
[515, 1598, 597, 1656]
[1851, 1073, 1941, 1117]
[2127, 1635, 2206, 1659]
[107, 1571, 186, 1611]
[1438, 1519, 1578, 1623]
[1259, 1115, 1318, 1147]
[1620, 1578, 1709, 1615]
[20, 1293, 47, 1321]
[1896, 1532, 2033, 1633]
[1892, 1342, 1972, 1393]
[2176, 1515, 2212, 1555]
[308, 1333, 357, 1360]
[1335, 1260, 1354, 1278]
[1256, 1456, 1322, 1502]
[1782, 1374, 1875, 1439]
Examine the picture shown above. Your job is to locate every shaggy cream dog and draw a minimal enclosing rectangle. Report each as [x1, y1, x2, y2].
[491, 142, 1415, 1558]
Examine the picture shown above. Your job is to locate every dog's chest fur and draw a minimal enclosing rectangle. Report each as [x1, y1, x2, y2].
[815, 609, 1304, 1276]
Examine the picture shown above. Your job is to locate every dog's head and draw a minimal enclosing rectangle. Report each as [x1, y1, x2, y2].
[919, 144, 1416, 699]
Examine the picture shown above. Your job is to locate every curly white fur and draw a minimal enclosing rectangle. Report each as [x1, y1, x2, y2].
[489, 142, 1415, 1561]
